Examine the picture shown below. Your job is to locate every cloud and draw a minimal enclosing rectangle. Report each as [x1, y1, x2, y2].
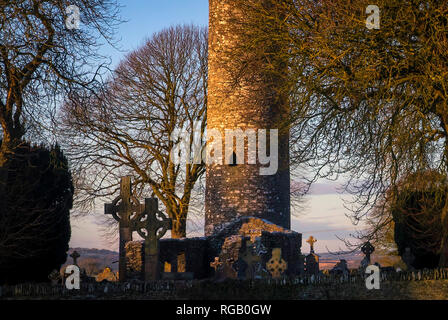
[308, 182, 346, 195]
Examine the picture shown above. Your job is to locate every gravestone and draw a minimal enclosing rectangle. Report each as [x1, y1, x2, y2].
[241, 240, 261, 279]
[330, 259, 350, 276]
[210, 257, 223, 276]
[132, 197, 172, 281]
[361, 241, 375, 262]
[216, 235, 242, 279]
[305, 236, 319, 275]
[266, 248, 287, 278]
[104, 176, 144, 282]
[70, 250, 80, 265]
[359, 241, 375, 271]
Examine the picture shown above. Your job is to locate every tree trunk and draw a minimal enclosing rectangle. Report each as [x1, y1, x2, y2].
[440, 139, 448, 267]
[0, 128, 22, 167]
[171, 217, 187, 238]
[439, 193, 448, 266]
[440, 233, 448, 267]
[0, 137, 12, 167]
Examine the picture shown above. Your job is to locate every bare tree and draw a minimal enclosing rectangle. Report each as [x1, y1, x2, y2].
[230, 0, 448, 265]
[60, 25, 208, 238]
[0, 0, 122, 165]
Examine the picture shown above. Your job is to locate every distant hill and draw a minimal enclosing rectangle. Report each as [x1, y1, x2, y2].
[316, 251, 363, 269]
[313, 251, 401, 270]
[62, 248, 119, 275]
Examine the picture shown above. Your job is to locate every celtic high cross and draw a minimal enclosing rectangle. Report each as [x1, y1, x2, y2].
[104, 176, 143, 282]
[132, 197, 172, 281]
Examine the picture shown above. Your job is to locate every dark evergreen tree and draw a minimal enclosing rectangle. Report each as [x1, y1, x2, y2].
[0, 142, 73, 284]
[392, 171, 446, 269]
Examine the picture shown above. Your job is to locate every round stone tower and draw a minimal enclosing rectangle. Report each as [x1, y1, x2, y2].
[205, 0, 290, 236]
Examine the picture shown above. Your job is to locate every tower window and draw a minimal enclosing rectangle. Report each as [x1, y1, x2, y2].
[228, 151, 237, 166]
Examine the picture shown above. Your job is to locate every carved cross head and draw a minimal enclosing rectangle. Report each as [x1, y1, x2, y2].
[133, 197, 172, 243]
[70, 250, 80, 265]
[104, 176, 144, 224]
[361, 241, 375, 257]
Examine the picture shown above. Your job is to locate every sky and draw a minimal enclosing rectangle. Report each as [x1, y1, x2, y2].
[102, 0, 209, 68]
[69, 0, 365, 254]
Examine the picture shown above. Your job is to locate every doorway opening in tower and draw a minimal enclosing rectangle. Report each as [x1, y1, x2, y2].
[228, 151, 238, 167]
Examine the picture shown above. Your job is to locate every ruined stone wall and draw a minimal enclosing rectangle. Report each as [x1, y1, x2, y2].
[205, 0, 290, 236]
[4, 277, 448, 300]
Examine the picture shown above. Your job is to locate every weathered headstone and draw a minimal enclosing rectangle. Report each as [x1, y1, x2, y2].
[105, 176, 143, 282]
[210, 257, 223, 273]
[266, 248, 287, 278]
[132, 197, 172, 281]
[305, 254, 319, 275]
[241, 240, 261, 279]
[330, 259, 350, 276]
[359, 241, 375, 272]
[361, 241, 375, 263]
[70, 250, 80, 266]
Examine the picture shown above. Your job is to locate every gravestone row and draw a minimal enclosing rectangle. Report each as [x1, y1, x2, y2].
[101, 177, 400, 283]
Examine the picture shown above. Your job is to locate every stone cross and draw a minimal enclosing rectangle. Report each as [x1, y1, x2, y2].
[361, 241, 375, 264]
[306, 236, 317, 253]
[132, 197, 172, 281]
[241, 240, 261, 279]
[104, 176, 143, 282]
[266, 248, 287, 278]
[210, 257, 223, 272]
[70, 251, 80, 265]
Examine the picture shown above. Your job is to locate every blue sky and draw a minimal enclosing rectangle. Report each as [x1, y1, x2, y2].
[103, 0, 209, 68]
[69, 1, 364, 253]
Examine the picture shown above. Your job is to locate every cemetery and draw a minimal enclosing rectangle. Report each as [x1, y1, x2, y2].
[1, 174, 448, 299]
[1, 0, 448, 302]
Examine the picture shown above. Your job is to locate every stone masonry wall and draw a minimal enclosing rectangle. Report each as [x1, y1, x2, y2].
[205, 0, 290, 235]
